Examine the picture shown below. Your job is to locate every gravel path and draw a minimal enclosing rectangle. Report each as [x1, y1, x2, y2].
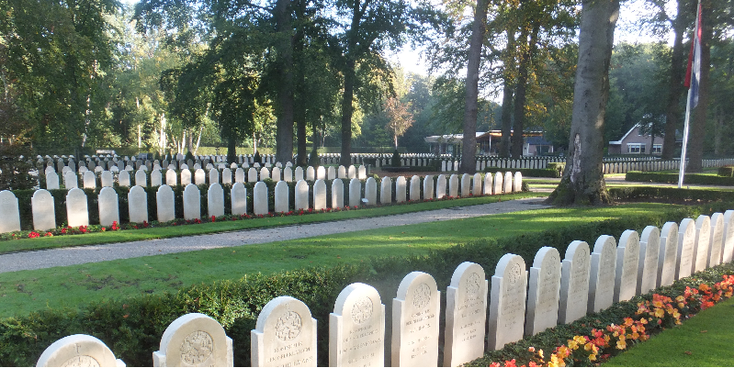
[0, 197, 550, 273]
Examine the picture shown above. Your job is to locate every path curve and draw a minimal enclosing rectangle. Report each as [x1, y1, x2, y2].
[0, 197, 550, 273]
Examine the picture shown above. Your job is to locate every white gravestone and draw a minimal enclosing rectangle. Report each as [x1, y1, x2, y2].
[409, 175, 421, 201]
[98, 187, 120, 227]
[235, 168, 245, 183]
[723, 210, 734, 264]
[348, 165, 356, 179]
[83, 171, 96, 189]
[658, 222, 679, 287]
[306, 166, 315, 181]
[488, 253, 527, 350]
[708, 213, 724, 267]
[194, 169, 206, 185]
[248, 168, 259, 183]
[338, 165, 347, 179]
[436, 175, 446, 199]
[332, 179, 344, 209]
[183, 184, 200, 220]
[588, 235, 617, 313]
[221, 168, 233, 185]
[614, 230, 640, 303]
[316, 166, 325, 181]
[559, 240, 590, 324]
[358, 166, 366, 180]
[251, 296, 317, 367]
[448, 174, 459, 197]
[118, 170, 131, 187]
[294, 167, 304, 182]
[66, 188, 89, 227]
[525, 247, 561, 336]
[513, 172, 523, 192]
[423, 175, 434, 200]
[253, 182, 269, 215]
[472, 173, 482, 196]
[503, 172, 513, 193]
[348, 178, 361, 207]
[209, 169, 220, 185]
[380, 177, 392, 204]
[135, 170, 147, 187]
[275, 181, 290, 213]
[36, 334, 125, 367]
[157, 185, 176, 223]
[181, 170, 192, 186]
[460, 174, 470, 197]
[313, 180, 327, 210]
[46, 172, 60, 190]
[32, 190, 56, 231]
[128, 185, 148, 224]
[284, 167, 293, 182]
[0, 190, 21, 233]
[231, 183, 247, 216]
[329, 283, 385, 367]
[261, 167, 271, 181]
[693, 215, 711, 273]
[676, 218, 696, 279]
[483, 173, 492, 195]
[638, 226, 660, 295]
[444, 262, 488, 367]
[364, 177, 377, 206]
[208, 183, 224, 218]
[295, 180, 310, 211]
[64, 171, 78, 189]
[150, 170, 162, 187]
[153, 313, 233, 367]
[327, 166, 336, 180]
[493, 172, 503, 194]
[395, 176, 407, 203]
[165, 170, 177, 186]
[391, 271, 440, 367]
[271, 167, 280, 182]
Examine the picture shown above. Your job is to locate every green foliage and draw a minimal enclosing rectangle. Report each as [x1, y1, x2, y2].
[391, 149, 402, 167]
[547, 162, 566, 176]
[717, 166, 734, 177]
[625, 171, 734, 185]
[0, 146, 36, 190]
[484, 167, 560, 178]
[608, 187, 734, 203]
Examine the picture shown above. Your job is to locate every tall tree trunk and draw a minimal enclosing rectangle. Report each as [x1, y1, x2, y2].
[275, 0, 295, 165]
[511, 25, 539, 159]
[227, 135, 236, 164]
[499, 31, 516, 158]
[460, 0, 489, 174]
[547, 0, 619, 206]
[296, 102, 308, 166]
[661, 0, 688, 159]
[687, 0, 711, 173]
[340, 60, 356, 167]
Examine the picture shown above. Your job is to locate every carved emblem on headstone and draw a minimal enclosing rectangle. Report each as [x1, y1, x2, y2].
[412, 283, 431, 308]
[465, 272, 481, 300]
[351, 296, 373, 324]
[62, 355, 100, 367]
[508, 262, 522, 285]
[180, 330, 214, 366]
[275, 311, 303, 341]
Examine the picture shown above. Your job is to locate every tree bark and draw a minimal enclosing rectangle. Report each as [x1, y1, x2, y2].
[511, 25, 539, 159]
[687, 0, 711, 173]
[275, 0, 295, 165]
[499, 31, 516, 158]
[661, 0, 687, 160]
[460, 0, 489, 174]
[340, 60, 356, 167]
[547, 0, 619, 206]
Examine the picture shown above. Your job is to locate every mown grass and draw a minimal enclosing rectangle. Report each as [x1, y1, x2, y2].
[604, 291, 734, 367]
[0, 192, 542, 254]
[0, 203, 679, 318]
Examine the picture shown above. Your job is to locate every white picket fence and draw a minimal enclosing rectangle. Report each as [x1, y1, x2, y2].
[34, 211, 734, 367]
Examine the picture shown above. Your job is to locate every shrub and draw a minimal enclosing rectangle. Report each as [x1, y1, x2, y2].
[609, 187, 734, 203]
[547, 162, 566, 176]
[626, 171, 734, 185]
[717, 166, 734, 177]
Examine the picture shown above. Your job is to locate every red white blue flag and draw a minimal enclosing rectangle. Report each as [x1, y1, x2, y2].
[684, 2, 702, 108]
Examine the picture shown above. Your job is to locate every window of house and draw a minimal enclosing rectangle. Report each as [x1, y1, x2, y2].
[652, 144, 662, 154]
[627, 143, 645, 154]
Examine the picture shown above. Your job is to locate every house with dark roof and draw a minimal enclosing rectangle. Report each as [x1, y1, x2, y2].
[424, 130, 554, 156]
[607, 123, 665, 155]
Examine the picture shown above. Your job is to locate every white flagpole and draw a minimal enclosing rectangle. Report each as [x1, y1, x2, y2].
[678, 87, 693, 188]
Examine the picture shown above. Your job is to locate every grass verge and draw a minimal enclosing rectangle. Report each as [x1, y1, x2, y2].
[0, 202, 678, 318]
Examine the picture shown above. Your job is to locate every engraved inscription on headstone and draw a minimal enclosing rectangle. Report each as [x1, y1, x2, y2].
[445, 262, 488, 367]
[588, 235, 617, 313]
[391, 272, 440, 367]
[525, 247, 560, 336]
[153, 313, 233, 367]
[488, 254, 527, 350]
[558, 241, 590, 324]
[329, 283, 385, 367]
[251, 296, 317, 367]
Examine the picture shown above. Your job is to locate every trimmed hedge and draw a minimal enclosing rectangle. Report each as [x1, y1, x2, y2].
[718, 166, 734, 177]
[1, 202, 730, 367]
[626, 171, 734, 186]
[609, 187, 734, 203]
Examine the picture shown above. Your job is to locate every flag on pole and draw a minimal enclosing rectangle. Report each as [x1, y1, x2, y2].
[684, 2, 703, 108]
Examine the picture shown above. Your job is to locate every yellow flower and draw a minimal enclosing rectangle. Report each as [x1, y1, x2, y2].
[589, 353, 597, 362]
[616, 338, 627, 350]
[568, 340, 579, 350]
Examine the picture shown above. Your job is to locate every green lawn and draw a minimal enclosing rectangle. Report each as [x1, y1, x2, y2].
[0, 202, 679, 318]
[604, 294, 734, 367]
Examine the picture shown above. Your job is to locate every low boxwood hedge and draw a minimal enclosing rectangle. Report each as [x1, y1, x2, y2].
[609, 187, 734, 203]
[717, 166, 734, 177]
[1, 202, 731, 367]
[626, 171, 734, 186]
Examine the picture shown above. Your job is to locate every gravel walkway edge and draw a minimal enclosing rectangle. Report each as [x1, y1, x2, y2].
[0, 197, 551, 273]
